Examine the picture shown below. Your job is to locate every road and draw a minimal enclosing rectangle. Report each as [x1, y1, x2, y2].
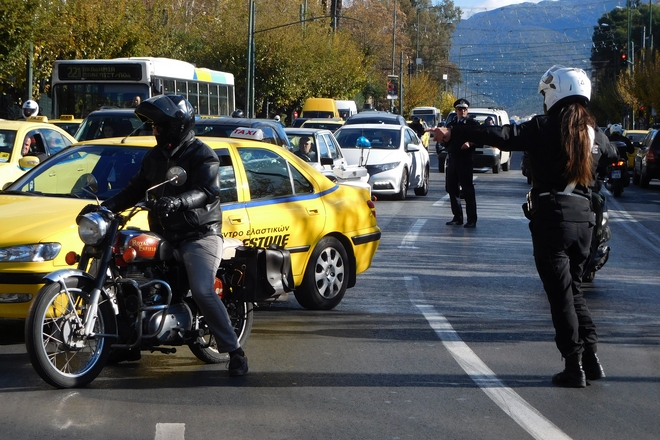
[1, 152, 659, 440]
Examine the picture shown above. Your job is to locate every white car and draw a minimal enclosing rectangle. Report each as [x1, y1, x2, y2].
[334, 124, 430, 199]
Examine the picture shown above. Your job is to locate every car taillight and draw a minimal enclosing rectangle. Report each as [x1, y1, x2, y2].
[367, 199, 376, 218]
[647, 148, 656, 162]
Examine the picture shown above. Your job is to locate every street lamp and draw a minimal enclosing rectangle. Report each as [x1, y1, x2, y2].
[458, 45, 472, 98]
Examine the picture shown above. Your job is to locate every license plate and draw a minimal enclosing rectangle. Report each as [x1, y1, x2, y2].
[611, 170, 621, 179]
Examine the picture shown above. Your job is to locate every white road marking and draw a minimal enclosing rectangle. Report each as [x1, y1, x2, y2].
[400, 209, 572, 440]
[155, 423, 185, 440]
[398, 219, 426, 249]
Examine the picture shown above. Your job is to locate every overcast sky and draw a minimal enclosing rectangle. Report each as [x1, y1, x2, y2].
[456, 0, 544, 18]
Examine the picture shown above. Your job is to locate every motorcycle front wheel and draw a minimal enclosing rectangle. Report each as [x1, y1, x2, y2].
[25, 278, 116, 388]
[188, 298, 253, 364]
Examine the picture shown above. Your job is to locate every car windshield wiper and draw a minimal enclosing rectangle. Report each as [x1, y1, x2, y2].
[0, 190, 37, 196]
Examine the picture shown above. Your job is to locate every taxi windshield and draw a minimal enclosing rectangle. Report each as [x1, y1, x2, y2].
[0, 130, 18, 163]
[8, 145, 147, 200]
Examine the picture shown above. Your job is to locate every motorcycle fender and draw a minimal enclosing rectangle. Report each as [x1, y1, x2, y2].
[42, 269, 95, 287]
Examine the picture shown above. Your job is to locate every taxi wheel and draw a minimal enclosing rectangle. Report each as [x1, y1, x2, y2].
[295, 237, 348, 310]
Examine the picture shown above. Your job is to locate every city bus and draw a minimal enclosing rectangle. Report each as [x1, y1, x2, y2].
[50, 57, 235, 119]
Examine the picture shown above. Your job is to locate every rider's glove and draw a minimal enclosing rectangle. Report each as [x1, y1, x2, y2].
[78, 204, 100, 217]
[154, 196, 183, 214]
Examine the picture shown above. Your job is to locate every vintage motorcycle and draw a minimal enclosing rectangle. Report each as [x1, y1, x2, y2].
[25, 168, 259, 388]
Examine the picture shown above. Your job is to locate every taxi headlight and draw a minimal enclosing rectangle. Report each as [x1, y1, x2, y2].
[0, 243, 62, 262]
[78, 212, 110, 245]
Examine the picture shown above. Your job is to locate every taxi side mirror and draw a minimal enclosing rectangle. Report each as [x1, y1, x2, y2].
[19, 156, 40, 170]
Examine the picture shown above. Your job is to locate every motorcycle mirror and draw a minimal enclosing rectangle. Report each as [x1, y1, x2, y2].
[86, 174, 99, 193]
[166, 166, 187, 186]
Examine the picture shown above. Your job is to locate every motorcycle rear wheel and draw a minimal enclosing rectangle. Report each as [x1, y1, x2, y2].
[188, 299, 253, 363]
[25, 278, 116, 388]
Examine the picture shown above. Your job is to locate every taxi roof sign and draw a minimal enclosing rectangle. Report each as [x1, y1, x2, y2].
[27, 116, 48, 123]
[230, 127, 264, 141]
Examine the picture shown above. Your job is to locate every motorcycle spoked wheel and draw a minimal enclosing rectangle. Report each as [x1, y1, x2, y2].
[187, 298, 253, 363]
[25, 278, 116, 388]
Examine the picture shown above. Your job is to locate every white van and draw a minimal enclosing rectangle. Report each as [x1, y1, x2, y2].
[467, 107, 511, 173]
[411, 106, 442, 128]
[335, 100, 357, 120]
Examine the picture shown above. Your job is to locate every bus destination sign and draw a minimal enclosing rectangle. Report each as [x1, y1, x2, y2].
[58, 63, 143, 81]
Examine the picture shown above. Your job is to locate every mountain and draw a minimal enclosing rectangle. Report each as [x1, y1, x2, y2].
[449, 0, 625, 118]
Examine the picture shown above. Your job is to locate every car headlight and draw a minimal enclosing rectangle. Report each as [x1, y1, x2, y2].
[78, 212, 110, 246]
[367, 162, 400, 173]
[0, 243, 62, 262]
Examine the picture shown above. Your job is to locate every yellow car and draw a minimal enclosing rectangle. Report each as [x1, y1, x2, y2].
[0, 135, 381, 318]
[48, 114, 83, 137]
[0, 118, 77, 189]
[623, 129, 649, 169]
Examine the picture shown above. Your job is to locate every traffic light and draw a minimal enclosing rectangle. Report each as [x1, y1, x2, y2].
[621, 53, 628, 67]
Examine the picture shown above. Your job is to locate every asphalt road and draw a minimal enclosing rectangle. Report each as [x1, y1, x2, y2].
[1, 151, 659, 440]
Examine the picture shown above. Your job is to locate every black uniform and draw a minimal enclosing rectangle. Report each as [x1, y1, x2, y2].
[444, 117, 480, 225]
[450, 115, 618, 360]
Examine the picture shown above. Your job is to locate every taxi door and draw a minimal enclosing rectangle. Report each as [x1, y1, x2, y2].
[214, 148, 251, 243]
[235, 147, 326, 279]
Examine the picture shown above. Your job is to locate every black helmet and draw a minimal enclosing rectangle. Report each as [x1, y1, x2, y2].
[232, 109, 244, 118]
[135, 95, 195, 148]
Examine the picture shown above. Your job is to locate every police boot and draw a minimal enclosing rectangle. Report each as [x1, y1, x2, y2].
[582, 348, 605, 381]
[552, 354, 586, 388]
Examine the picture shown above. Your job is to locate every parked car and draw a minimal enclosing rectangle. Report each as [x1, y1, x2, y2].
[195, 117, 292, 150]
[632, 128, 660, 188]
[74, 108, 145, 141]
[0, 135, 381, 316]
[0, 118, 76, 188]
[343, 111, 408, 127]
[334, 124, 430, 199]
[300, 118, 344, 132]
[284, 127, 368, 184]
[623, 129, 648, 169]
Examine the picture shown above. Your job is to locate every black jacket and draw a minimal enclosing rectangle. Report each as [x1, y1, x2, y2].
[444, 117, 480, 158]
[103, 133, 222, 243]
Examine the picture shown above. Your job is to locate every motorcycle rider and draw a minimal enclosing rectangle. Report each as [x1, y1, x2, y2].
[79, 95, 248, 376]
[21, 100, 39, 119]
[431, 65, 618, 388]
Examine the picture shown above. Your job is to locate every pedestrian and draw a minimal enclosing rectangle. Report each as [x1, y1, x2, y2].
[432, 65, 618, 388]
[441, 98, 479, 228]
[79, 95, 249, 376]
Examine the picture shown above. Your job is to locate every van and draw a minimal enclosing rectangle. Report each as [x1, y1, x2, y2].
[411, 106, 441, 128]
[335, 100, 357, 120]
[466, 107, 511, 173]
[301, 98, 340, 119]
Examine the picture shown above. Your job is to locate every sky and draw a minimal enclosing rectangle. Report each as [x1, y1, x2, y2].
[455, 0, 544, 18]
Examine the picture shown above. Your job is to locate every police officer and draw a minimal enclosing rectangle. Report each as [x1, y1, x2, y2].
[443, 98, 479, 228]
[433, 66, 618, 388]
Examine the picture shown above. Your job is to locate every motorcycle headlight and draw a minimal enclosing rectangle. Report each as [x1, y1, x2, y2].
[0, 243, 62, 262]
[78, 212, 110, 246]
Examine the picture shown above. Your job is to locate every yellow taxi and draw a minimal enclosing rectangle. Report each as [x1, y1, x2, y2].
[48, 114, 83, 137]
[0, 117, 77, 189]
[623, 129, 649, 169]
[0, 134, 381, 318]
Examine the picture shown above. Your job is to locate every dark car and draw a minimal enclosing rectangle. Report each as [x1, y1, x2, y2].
[633, 128, 660, 188]
[194, 117, 292, 150]
[74, 109, 145, 141]
[343, 111, 407, 126]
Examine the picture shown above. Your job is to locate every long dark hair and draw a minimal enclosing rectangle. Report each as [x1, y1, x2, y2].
[560, 102, 594, 186]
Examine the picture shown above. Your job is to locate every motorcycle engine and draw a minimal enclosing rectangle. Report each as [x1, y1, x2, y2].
[146, 303, 194, 344]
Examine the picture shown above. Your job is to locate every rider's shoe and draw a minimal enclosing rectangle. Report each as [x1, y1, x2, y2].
[228, 353, 248, 376]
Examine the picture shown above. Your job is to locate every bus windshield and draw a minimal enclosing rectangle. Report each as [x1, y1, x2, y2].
[54, 83, 149, 119]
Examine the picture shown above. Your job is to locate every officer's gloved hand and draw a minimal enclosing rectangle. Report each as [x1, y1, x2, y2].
[154, 196, 183, 215]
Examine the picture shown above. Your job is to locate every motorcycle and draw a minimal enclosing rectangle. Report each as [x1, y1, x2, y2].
[604, 141, 631, 197]
[582, 188, 611, 283]
[25, 168, 257, 388]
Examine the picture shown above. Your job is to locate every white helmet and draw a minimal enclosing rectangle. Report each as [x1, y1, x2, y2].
[274, 115, 280, 122]
[22, 100, 39, 119]
[538, 65, 591, 114]
[608, 123, 624, 136]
